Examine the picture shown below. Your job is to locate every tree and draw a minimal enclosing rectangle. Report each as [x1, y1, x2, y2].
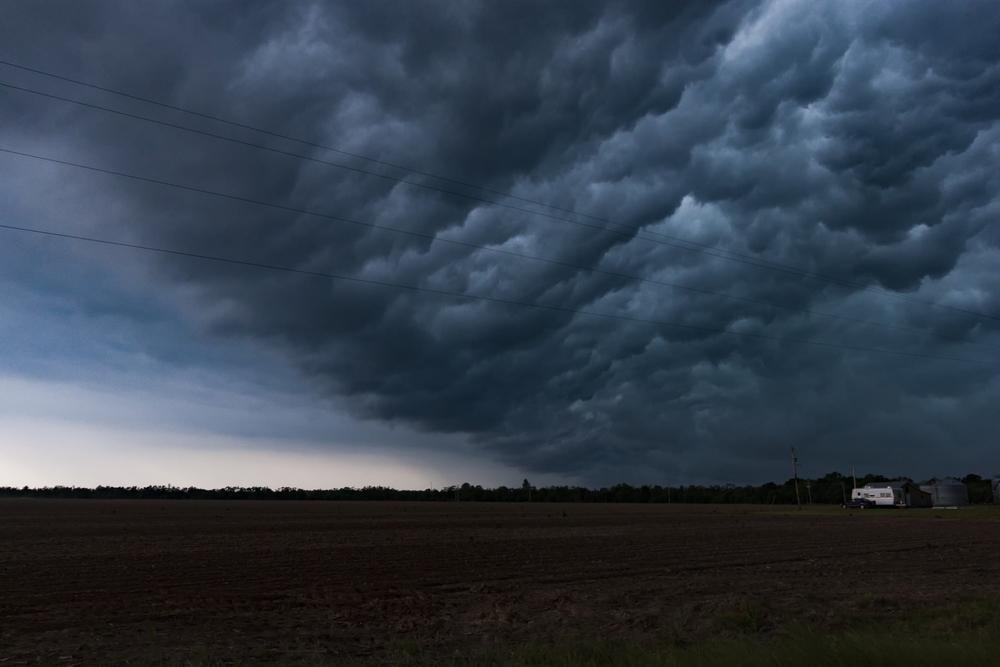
[522, 478, 532, 502]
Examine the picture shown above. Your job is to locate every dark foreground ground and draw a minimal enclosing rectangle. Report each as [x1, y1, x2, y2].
[2, 500, 999, 665]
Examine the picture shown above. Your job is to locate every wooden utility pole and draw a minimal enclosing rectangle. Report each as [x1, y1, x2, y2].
[791, 447, 801, 509]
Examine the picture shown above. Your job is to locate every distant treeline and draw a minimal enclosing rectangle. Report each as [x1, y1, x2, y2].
[1, 472, 996, 503]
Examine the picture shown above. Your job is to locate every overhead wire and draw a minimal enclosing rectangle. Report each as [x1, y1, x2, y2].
[2, 144, 995, 351]
[0, 221, 987, 365]
[0, 57, 619, 225]
[0, 67, 997, 324]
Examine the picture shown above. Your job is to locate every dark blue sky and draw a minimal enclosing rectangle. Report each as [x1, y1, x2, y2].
[2, 0, 999, 487]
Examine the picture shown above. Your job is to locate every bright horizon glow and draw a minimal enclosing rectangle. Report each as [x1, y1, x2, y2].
[0, 374, 571, 490]
[0, 417, 562, 489]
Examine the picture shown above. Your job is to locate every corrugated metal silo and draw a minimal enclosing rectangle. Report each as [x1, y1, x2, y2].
[919, 478, 969, 507]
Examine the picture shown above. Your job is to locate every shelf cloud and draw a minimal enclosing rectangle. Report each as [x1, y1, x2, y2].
[2, 0, 999, 484]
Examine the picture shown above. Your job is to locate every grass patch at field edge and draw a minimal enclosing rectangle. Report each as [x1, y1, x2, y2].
[383, 628, 999, 666]
[380, 600, 1000, 667]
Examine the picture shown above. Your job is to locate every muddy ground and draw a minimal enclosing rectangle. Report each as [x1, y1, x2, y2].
[1, 500, 998, 664]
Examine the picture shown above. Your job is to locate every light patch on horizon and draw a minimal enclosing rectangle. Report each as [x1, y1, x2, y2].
[0, 418, 472, 489]
[0, 374, 570, 489]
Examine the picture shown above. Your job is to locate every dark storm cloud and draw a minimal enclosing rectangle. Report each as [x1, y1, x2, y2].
[2, 0, 999, 483]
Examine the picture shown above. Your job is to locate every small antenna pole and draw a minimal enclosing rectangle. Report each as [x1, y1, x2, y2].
[792, 447, 802, 510]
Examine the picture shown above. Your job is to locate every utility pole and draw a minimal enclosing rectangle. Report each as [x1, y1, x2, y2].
[851, 465, 857, 492]
[791, 447, 801, 509]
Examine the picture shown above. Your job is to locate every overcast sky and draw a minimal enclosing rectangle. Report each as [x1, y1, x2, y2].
[1, 0, 999, 488]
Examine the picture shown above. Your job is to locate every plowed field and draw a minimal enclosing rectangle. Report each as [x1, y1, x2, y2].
[2, 500, 998, 664]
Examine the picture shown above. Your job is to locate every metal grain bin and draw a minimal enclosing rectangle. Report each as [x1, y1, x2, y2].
[919, 478, 970, 507]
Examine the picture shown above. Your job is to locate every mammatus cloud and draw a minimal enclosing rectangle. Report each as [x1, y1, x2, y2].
[1, 0, 999, 483]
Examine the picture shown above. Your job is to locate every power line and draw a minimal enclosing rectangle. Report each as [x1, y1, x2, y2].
[0, 78, 707, 246]
[0, 58, 616, 225]
[0, 221, 987, 365]
[1, 69, 996, 324]
[1, 144, 994, 350]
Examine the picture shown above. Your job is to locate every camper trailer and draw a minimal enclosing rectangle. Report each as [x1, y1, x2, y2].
[850, 481, 932, 508]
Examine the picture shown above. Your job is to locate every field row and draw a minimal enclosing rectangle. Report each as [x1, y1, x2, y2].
[2, 501, 999, 664]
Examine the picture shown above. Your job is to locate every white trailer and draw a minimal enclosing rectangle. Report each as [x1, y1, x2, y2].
[851, 486, 899, 507]
[851, 481, 932, 508]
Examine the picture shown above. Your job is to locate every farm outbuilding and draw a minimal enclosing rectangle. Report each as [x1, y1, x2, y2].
[919, 478, 970, 507]
[994, 477, 1000, 505]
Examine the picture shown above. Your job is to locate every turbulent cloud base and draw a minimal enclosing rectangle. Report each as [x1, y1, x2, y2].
[2, 0, 999, 484]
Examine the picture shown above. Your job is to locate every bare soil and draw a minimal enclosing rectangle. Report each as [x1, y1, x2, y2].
[1, 500, 998, 664]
